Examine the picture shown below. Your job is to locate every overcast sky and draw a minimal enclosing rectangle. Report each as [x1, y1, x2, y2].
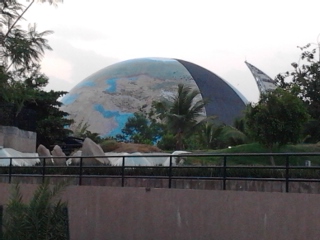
[23, 0, 320, 103]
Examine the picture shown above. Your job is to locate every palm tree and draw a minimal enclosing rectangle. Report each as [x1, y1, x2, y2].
[0, 0, 62, 104]
[197, 120, 224, 149]
[218, 125, 248, 147]
[0, 0, 62, 71]
[196, 120, 248, 150]
[1, 0, 63, 42]
[153, 84, 208, 150]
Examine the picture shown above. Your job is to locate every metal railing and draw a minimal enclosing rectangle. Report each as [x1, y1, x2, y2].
[1, 152, 320, 193]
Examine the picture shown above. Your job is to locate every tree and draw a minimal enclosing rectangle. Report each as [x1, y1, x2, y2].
[151, 84, 208, 150]
[0, 63, 73, 148]
[26, 89, 73, 148]
[192, 120, 248, 150]
[70, 119, 102, 143]
[2, 180, 69, 240]
[245, 88, 309, 165]
[0, 0, 71, 148]
[196, 120, 224, 149]
[116, 112, 163, 144]
[156, 133, 176, 150]
[276, 43, 320, 142]
[0, 0, 62, 73]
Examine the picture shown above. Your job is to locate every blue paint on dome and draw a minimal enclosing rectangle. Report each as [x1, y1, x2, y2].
[94, 104, 118, 118]
[61, 94, 79, 105]
[105, 78, 118, 93]
[94, 104, 134, 136]
[75, 80, 96, 88]
[128, 77, 138, 81]
[105, 76, 139, 93]
[108, 113, 134, 136]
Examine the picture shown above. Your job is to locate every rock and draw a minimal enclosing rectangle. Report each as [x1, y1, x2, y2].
[66, 150, 82, 165]
[51, 145, 67, 165]
[37, 144, 54, 166]
[163, 151, 191, 166]
[81, 138, 110, 165]
[0, 148, 40, 166]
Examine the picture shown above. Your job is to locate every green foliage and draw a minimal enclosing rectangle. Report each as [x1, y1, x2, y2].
[156, 133, 176, 151]
[116, 112, 163, 144]
[185, 142, 320, 166]
[184, 120, 248, 151]
[71, 118, 90, 137]
[25, 89, 73, 147]
[218, 125, 248, 147]
[2, 180, 69, 240]
[0, 0, 62, 75]
[100, 139, 119, 152]
[152, 84, 207, 149]
[71, 119, 101, 143]
[0, 0, 71, 148]
[302, 119, 320, 143]
[195, 121, 222, 149]
[245, 88, 309, 150]
[276, 43, 320, 142]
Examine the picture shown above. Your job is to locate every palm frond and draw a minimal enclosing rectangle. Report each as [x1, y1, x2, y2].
[2, 181, 69, 240]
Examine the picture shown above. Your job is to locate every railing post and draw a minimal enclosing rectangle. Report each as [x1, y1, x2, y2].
[42, 157, 46, 184]
[79, 157, 83, 185]
[121, 156, 125, 187]
[223, 156, 227, 190]
[168, 155, 172, 188]
[0, 205, 3, 239]
[9, 157, 12, 184]
[285, 155, 289, 193]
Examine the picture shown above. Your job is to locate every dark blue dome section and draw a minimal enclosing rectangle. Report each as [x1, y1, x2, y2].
[176, 59, 247, 125]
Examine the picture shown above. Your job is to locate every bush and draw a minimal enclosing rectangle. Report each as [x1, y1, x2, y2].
[1, 180, 69, 240]
[100, 139, 119, 152]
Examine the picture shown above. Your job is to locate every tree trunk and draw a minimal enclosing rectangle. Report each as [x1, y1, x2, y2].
[176, 131, 183, 150]
[268, 146, 275, 166]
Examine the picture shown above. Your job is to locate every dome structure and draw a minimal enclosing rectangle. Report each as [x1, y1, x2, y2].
[61, 58, 247, 137]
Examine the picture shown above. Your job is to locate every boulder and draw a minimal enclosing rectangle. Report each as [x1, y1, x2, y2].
[163, 151, 191, 166]
[51, 145, 67, 165]
[81, 138, 110, 165]
[0, 148, 40, 166]
[66, 150, 82, 166]
[37, 144, 54, 165]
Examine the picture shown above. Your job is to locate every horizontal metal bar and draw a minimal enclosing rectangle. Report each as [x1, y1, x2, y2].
[1, 152, 320, 160]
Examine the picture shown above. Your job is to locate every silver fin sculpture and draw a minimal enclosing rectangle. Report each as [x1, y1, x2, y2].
[245, 61, 277, 94]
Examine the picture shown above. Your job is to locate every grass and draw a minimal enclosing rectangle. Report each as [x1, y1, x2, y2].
[185, 143, 320, 166]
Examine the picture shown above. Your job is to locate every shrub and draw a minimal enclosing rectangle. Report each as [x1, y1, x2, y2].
[2, 180, 69, 240]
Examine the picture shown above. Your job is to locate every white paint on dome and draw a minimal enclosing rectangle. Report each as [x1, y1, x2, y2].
[147, 57, 177, 62]
[160, 89, 175, 100]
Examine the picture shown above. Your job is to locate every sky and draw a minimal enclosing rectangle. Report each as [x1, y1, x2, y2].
[23, 0, 320, 103]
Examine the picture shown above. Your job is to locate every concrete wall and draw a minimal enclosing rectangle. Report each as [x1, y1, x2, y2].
[2, 176, 320, 194]
[0, 126, 36, 152]
[0, 183, 320, 240]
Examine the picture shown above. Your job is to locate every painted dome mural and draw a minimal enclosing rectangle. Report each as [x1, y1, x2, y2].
[61, 58, 247, 137]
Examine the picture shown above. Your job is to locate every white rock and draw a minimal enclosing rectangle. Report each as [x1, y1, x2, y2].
[37, 144, 54, 165]
[0, 148, 39, 166]
[81, 138, 110, 165]
[51, 145, 67, 165]
[66, 150, 82, 165]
